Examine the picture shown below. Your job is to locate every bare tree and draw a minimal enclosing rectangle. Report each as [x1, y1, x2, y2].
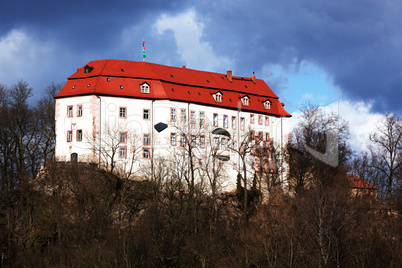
[369, 113, 402, 199]
[91, 121, 141, 177]
[35, 82, 62, 167]
[287, 104, 351, 193]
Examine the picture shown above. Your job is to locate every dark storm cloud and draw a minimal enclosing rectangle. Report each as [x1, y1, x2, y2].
[0, 0, 187, 50]
[192, 0, 402, 114]
[1, 0, 401, 114]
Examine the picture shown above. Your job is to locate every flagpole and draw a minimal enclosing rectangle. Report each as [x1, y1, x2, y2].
[142, 40, 146, 62]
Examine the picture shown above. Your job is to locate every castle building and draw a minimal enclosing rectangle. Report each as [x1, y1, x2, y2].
[55, 59, 291, 188]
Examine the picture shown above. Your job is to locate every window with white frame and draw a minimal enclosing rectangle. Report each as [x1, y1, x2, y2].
[77, 130, 82, 141]
[213, 113, 218, 127]
[212, 91, 222, 103]
[190, 110, 196, 124]
[180, 109, 186, 123]
[263, 99, 272, 110]
[170, 108, 176, 122]
[223, 115, 228, 128]
[241, 95, 250, 106]
[141, 83, 150, 94]
[77, 105, 83, 117]
[143, 134, 150, 145]
[67, 131, 73, 142]
[67, 106, 73, 118]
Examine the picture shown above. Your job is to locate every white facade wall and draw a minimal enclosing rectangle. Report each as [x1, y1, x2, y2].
[55, 95, 290, 189]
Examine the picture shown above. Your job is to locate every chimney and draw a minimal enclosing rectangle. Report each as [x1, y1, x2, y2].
[226, 70, 232, 82]
[251, 75, 256, 84]
[182, 65, 186, 69]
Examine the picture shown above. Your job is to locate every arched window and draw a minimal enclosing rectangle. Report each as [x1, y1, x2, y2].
[140, 83, 150, 94]
[71, 153, 78, 163]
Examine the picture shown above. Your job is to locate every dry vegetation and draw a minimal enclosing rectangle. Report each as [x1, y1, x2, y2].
[0, 81, 401, 267]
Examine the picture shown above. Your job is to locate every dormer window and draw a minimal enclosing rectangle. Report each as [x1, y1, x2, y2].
[141, 83, 150, 94]
[263, 99, 272, 110]
[240, 95, 250, 106]
[84, 65, 93, 73]
[212, 91, 223, 103]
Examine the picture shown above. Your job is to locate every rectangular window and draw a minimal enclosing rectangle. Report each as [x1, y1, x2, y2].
[119, 146, 127, 158]
[77, 105, 83, 117]
[180, 109, 186, 123]
[199, 111, 205, 125]
[141, 84, 150, 94]
[231, 141, 237, 152]
[258, 131, 263, 140]
[240, 117, 245, 130]
[213, 113, 218, 127]
[250, 114, 254, 124]
[143, 109, 150, 120]
[76, 129, 82, 141]
[265, 132, 270, 141]
[170, 133, 176, 146]
[67, 106, 73, 118]
[190, 110, 196, 124]
[191, 135, 196, 147]
[171, 108, 176, 122]
[67, 130, 72, 142]
[180, 133, 186, 147]
[143, 133, 150, 145]
[120, 132, 127, 143]
[221, 138, 226, 150]
[258, 115, 263, 125]
[250, 130, 255, 140]
[200, 135, 205, 149]
[223, 115, 228, 128]
[231, 116, 236, 130]
[265, 116, 269, 126]
[119, 107, 126, 118]
[143, 148, 150, 159]
[213, 137, 219, 150]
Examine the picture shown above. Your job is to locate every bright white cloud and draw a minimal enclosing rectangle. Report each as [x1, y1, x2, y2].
[327, 100, 384, 153]
[154, 9, 234, 72]
[291, 99, 384, 153]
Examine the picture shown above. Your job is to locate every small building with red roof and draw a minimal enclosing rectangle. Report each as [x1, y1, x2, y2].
[55, 59, 291, 189]
[349, 176, 378, 198]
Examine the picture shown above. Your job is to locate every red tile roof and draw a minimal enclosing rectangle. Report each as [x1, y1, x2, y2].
[55, 59, 291, 117]
[349, 176, 377, 189]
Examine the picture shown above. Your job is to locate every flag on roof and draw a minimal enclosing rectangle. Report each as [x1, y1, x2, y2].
[142, 40, 146, 60]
